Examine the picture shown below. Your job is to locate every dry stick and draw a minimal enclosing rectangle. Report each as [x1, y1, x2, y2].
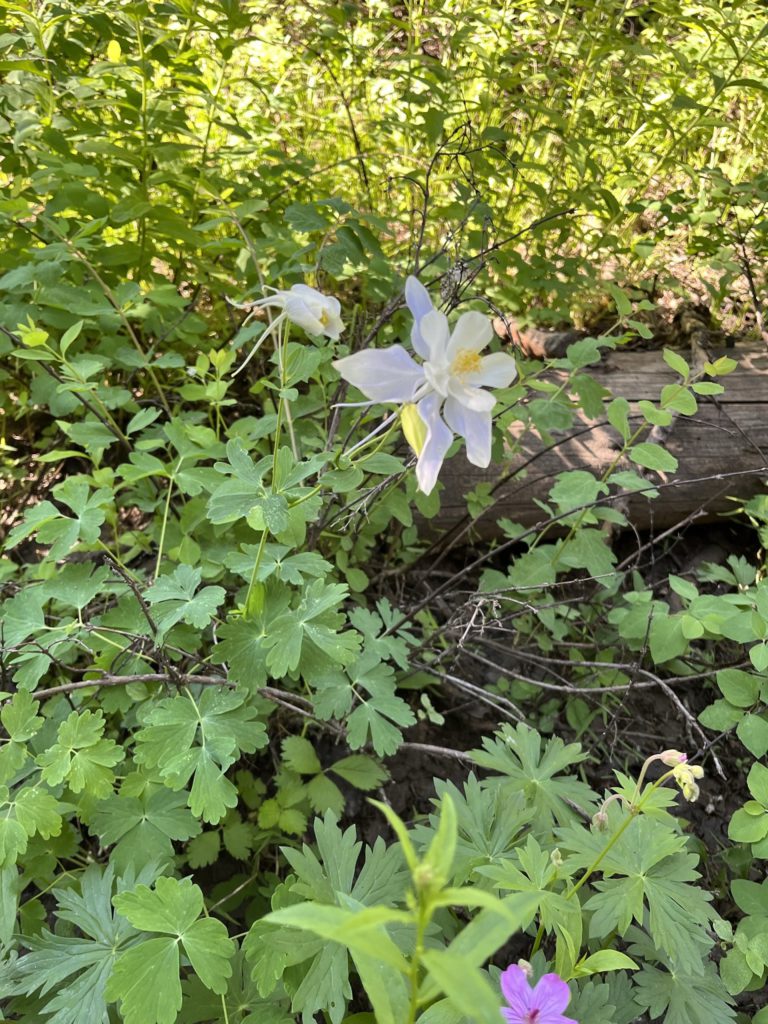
[383, 464, 768, 638]
[400, 742, 472, 762]
[32, 673, 233, 700]
[30, 671, 344, 735]
[737, 233, 768, 349]
[414, 661, 524, 723]
[658, 679, 725, 779]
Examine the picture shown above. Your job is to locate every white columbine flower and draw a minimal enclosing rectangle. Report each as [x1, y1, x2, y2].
[233, 283, 344, 376]
[332, 276, 517, 494]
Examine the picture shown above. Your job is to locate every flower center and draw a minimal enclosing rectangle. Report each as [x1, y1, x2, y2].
[524, 1011, 540, 1023]
[450, 348, 482, 378]
[319, 309, 330, 326]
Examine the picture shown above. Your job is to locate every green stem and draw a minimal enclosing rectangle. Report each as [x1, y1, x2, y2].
[245, 530, 268, 611]
[154, 463, 180, 581]
[406, 896, 429, 1024]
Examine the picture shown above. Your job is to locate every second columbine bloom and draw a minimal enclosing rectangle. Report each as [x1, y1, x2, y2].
[333, 276, 518, 494]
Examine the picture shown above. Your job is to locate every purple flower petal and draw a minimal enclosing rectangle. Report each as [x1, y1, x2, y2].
[530, 973, 573, 1017]
[500, 965, 533, 1018]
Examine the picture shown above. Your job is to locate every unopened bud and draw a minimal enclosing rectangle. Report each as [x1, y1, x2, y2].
[659, 749, 688, 766]
[592, 810, 608, 831]
[516, 959, 533, 981]
[550, 848, 563, 867]
[412, 863, 436, 891]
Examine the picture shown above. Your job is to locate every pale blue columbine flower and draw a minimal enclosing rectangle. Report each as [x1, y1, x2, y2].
[233, 284, 344, 376]
[500, 965, 577, 1024]
[332, 276, 517, 494]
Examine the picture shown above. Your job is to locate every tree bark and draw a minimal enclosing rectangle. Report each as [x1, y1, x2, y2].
[435, 347, 768, 532]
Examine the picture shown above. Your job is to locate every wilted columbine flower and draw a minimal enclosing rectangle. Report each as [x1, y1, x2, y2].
[500, 964, 577, 1024]
[233, 283, 344, 376]
[332, 276, 517, 494]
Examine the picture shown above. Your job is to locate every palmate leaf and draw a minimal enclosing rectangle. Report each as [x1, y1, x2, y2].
[244, 813, 408, 1024]
[634, 967, 735, 1024]
[90, 787, 201, 873]
[410, 774, 531, 885]
[179, 947, 293, 1023]
[143, 565, 226, 640]
[0, 784, 63, 868]
[36, 709, 124, 799]
[344, 651, 415, 757]
[2, 863, 145, 1024]
[561, 815, 714, 974]
[5, 478, 112, 559]
[263, 579, 360, 676]
[212, 582, 292, 689]
[133, 688, 268, 823]
[471, 724, 597, 833]
[107, 876, 235, 1024]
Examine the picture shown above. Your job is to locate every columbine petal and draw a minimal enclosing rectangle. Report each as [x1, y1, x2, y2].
[445, 310, 492, 360]
[290, 283, 339, 313]
[333, 346, 425, 403]
[530, 973, 573, 1017]
[443, 397, 492, 467]
[446, 377, 496, 413]
[500, 966, 533, 1017]
[466, 351, 518, 390]
[419, 309, 452, 364]
[415, 392, 453, 494]
[284, 292, 325, 335]
[405, 275, 434, 359]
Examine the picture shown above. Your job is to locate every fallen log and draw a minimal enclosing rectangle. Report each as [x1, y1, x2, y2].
[436, 346, 768, 532]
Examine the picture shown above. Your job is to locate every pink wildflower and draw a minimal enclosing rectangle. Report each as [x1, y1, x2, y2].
[500, 965, 577, 1024]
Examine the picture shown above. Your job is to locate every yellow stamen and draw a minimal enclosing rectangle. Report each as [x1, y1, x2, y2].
[319, 309, 330, 326]
[451, 348, 482, 378]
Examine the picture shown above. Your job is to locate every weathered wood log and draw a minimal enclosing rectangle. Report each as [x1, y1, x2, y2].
[436, 347, 768, 532]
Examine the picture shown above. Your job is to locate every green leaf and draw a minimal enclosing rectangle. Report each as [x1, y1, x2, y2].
[1, 690, 43, 741]
[716, 668, 760, 707]
[629, 443, 678, 473]
[106, 935, 183, 1024]
[282, 736, 322, 775]
[144, 565, 226, 639]
[660, 384, 697, 415]
[472, 724, 596, 831]
[91, 788, 201, 873]
[747, 762, 768, 805]
[607, 283, 633, 318]
[264, 580, 360, 675]
[576, 950, 638, 976]
[632, 960, 735, 1024]
[113, 876, 234, 995]
[37, 710, 124, 798]
[663, 349, 691, 378]
[329, 755, 388, 790]
[420, 950, 501, 1022]
[424, 793, 457, 886]
[7, 864, 143, 1024]
[134, 689, 267, 824]
[737, 714, 768, 757]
